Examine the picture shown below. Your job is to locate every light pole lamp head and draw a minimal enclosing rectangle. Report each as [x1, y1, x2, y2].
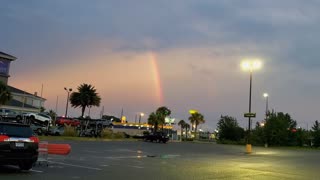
[241, 60, 262, 72]
[140, 113, 145, 117]
[263, 93, 268, 98]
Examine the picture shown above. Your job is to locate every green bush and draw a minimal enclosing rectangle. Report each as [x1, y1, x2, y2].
[113, 132, 126, 139]
[101, 129, 113, 138]
[101, 129, 127, 139]
[62, 124, 77, 137]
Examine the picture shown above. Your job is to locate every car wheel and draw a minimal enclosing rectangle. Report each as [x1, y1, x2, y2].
[90, 130, 95, 136]
[16, 115, 22, 121]
[29, 116, 35, 123]
[37, 128, 43, 135]
[19, 161, 33, 170]
[44, 121, 49, 126]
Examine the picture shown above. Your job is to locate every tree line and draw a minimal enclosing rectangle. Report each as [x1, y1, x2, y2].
[216, 112, 320, 147]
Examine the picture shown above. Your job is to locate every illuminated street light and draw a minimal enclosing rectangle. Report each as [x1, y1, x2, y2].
[241, 60, 262, 72]
[64, 87, 72, 117]
[241, 60, 262, 154]
[138, 112, 145, 124]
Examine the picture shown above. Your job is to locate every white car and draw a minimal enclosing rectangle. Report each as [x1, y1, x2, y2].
[25, 112, 52, 125]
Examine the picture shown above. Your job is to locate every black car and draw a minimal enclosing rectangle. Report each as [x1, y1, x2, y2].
[0, 122, 39, 170]
[144, 132, 169, 143]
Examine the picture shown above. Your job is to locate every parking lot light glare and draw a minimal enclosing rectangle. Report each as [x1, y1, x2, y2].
[241, 60, 262, 71]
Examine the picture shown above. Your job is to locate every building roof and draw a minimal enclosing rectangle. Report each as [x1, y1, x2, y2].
[0, 51, 17, 61]
[5, 99, 38, 109]
[8, 86, 46, 100]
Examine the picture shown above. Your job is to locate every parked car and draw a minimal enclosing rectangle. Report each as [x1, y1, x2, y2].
[55, 117, 80, 127]
[0, 108, 23, 121]
[30, 123, 48, 136]
[0, 122, 39, 170]
[50, 126, 65, 136]
[25, 112, 52, 125]
[88, 119, 113, 128]
[144, 132, 169, 143]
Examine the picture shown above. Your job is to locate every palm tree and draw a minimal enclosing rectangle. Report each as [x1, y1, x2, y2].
[178, 120, 186, 140]
[148, 112, 159, 132]
[156, 106, 171, 132]
[189, 112, 205, 139]
[70, 83, 101, 117]
[0, 81, 12, 106]
[184, 123, 190, 140]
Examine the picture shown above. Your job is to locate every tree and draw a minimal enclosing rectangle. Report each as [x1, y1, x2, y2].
[156, 106, 171, 132]
[40, 107, 46, 112]
[312, 120, 320, 147]
[0, 81, 12, 105]
[217, 115, 244, 142]
[264, 112, 297, 146]
[188, 112, 205, 138]
[47, 109, 57, 120]
[178, 120, 186, 140]
[312, 120, 320, 131]
[148, 112, 160, 132]
[70, 83, 101, 117]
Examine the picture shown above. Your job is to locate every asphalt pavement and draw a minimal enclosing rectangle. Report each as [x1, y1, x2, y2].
[1, 140, 319, 180]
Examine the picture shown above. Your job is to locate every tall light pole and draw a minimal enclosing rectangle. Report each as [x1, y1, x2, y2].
[138, 113, 145, 124]
[64, 87, 72, 117]
[241, 60, 262, 154]
[263, 93, 269, 120]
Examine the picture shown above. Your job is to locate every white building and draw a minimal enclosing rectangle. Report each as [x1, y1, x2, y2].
[0, 51, 45, 112]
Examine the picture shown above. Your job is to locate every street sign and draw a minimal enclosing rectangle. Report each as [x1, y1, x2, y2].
[244, 113, 256, 118]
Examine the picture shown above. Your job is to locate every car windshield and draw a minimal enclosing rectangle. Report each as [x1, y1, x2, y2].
[0, 124, 33, 137]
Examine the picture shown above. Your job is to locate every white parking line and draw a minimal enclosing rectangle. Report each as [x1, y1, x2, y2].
[48, 161, 102, 171]
[30, 169, 43, 173]
[128, 165, 144, 169]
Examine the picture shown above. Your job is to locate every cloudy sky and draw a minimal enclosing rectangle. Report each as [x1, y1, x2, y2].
[1, 0, 320, 130]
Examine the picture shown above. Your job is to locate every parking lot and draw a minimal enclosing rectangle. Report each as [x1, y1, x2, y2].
[1, 141, 320, 180]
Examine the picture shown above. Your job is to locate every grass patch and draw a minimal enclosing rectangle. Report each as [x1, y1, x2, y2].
[62, 124, 78, 137]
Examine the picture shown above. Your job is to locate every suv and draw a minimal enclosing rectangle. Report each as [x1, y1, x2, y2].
[0, 122, 39, 170]
[0, 108, 23, 121]
[144, 132, 169, 143]
[25, 112, 52, 125]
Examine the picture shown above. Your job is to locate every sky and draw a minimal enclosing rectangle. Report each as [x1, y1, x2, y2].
[1, 0, 320, 131]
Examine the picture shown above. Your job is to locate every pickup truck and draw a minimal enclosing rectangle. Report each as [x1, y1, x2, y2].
[144, 132, 169, 143]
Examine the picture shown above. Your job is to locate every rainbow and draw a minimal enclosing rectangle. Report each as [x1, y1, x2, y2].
[149, 52, 164, 106]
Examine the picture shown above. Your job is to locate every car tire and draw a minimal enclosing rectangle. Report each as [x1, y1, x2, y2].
[44, 121, 49, 126]
[29, 116, 35, 123]
[90, 130, 95, 136]
[19, 161, 33, 171]
[37, 128, 43, 135]
[16, 115, 22, 121]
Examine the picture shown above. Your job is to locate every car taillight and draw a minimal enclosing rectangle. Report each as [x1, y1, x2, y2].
[29, 136, 39, 143]
[0, 135, 9, 142]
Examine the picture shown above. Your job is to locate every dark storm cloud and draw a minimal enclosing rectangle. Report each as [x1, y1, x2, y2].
[1, 0, 320, 72]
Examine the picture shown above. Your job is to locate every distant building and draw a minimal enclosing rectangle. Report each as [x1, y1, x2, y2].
[0, 51, 45, 112]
